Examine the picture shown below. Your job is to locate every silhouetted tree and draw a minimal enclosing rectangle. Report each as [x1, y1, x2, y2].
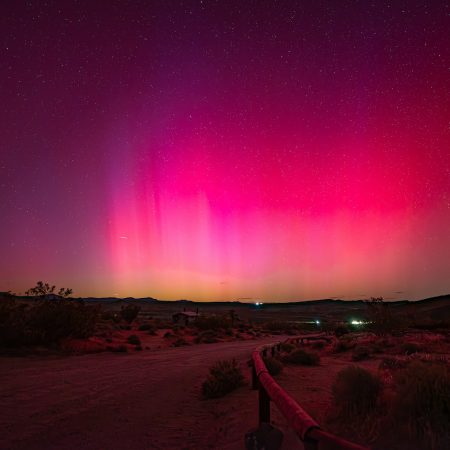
[26, 281, 73, 299]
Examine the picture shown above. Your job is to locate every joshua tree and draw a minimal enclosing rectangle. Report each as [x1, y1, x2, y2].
[26, 281, 73, 298]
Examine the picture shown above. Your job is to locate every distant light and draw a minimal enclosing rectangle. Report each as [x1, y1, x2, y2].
[351, 320, 363, 325]
[315, 320, 320, 325]
[255, 301, 263, 306]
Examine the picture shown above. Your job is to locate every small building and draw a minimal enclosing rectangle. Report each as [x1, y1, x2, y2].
[172, 310, 199, 325]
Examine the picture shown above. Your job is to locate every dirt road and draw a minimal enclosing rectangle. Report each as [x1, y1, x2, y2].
[0, 337, 282, 450]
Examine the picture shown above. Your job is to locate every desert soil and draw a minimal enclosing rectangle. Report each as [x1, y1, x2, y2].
[0, 336, 304, 450]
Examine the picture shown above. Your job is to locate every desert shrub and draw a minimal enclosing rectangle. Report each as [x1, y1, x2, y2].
[392, 361, 450, 447]
[370, 342, 384, 354]
[195, 330, 219, 344]
[401, 342, 421, 355]
[138, 323, 154, 331]
[112, 344, 128, 353]
[127, 334, 141, 346]
[194, 315, 231, 331]
[365, 297, 404, 335]
[163, 331, 173, 338]
[334, 326, 350, 337]
[26, 300, 98, 345]
[172, 337, 189, 347]
[332, 366, 382, 417]
[352, 345, 372, 361]
[101, 311, 120, 323]
[284, 349, 320, 365]
[312, 340, 325, 350]
[202, 359, 244, 398]
[120, 304, 140, 323]
[263, 357, 283, 375]
[0, 299, 28, 347]
[280, 342, 295, 353]
[333, 337, 354, 353]
[379, 357, 407, 370]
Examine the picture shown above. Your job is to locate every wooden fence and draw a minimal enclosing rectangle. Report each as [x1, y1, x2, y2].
[251, 336, 369, 450]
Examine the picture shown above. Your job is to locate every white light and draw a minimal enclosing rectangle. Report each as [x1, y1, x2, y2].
[315, 320, 320, 325]
[351, 320, 362, 325]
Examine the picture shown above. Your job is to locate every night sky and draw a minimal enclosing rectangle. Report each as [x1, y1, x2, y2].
[1, 1, 449, 301]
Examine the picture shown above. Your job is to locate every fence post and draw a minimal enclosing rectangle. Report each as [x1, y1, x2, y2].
[258, 384, 270, 424]
[252, 363, 258, 390]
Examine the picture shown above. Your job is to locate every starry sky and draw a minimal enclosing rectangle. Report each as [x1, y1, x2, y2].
[1, 1, 449, 301]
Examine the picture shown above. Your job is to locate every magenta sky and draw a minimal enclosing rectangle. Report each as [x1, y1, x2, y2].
[1, 1, 449, 301]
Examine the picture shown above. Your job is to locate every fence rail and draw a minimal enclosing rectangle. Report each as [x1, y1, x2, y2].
[251, 336, 369, 450]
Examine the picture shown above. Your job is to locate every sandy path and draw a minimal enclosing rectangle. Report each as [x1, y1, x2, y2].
[0, 338, 283, 450]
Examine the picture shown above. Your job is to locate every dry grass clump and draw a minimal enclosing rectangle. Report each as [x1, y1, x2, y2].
[391, 361, 450, 448]
[333, 337, 355, 353]
[202, 359, 244, 399]
[194, 315, 231, 331]
[195, 330, 219, 344]
[127, 334, 141, 346]
[283, 348, 320, 365]
[332, 366, 382, 418]
[352, 345, 372, 361]
[280, 342, 295, 353]
[172, 337, 189, 347]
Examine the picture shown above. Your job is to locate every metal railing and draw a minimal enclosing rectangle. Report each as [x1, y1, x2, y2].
[251, 337, 369, 450]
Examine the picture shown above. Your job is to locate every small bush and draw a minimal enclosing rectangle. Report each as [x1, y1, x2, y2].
[120, 304, 140, 323]
[280, 342, 295, 353]
[333, 338, 354, 353]
[127, 334, 141, 346]
[263, 357, 283, 375]
[202, 359, 244, 398]
[195, 330, 219, 344]
[194, 315, 231, 331]
[401, 342, 421, 355]
[392, 361, 450, 446]
[138, 323, 154, 331]
[312, 340, 325, 350]
[332, 366, 382, 417]
[172, 337, 189, 347]
[352, 345, 372, 361]
[111, 344, 128, 353]
[284, 349, 320, 365]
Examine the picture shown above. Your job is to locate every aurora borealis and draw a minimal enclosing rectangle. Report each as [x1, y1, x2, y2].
[1, 1, 449, 301]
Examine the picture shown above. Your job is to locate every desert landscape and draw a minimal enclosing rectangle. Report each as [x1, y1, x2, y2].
[2, 1, 449, 449]
[1, 291, 449, 449]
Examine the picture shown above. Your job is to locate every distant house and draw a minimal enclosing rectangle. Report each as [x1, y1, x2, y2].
[172, 310, 199, 325]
